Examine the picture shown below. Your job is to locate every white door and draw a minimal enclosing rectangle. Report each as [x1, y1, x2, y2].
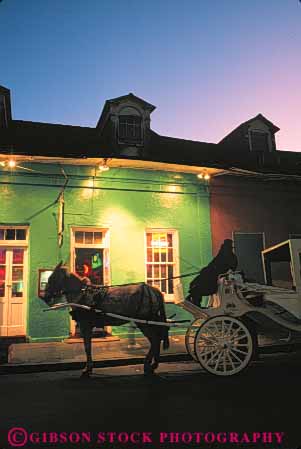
[0, 248, 27, 336]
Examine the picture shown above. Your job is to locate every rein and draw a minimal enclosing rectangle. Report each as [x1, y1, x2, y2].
[84, 270, 201, 290]
[50, 270, 201, 299]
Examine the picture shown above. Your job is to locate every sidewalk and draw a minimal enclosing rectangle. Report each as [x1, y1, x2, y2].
[0, 334, 189, 374]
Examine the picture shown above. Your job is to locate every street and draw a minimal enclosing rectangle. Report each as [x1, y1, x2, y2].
[1, 355, 301, 449]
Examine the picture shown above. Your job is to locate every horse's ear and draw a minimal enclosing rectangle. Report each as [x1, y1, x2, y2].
[55, 260, 63, 270]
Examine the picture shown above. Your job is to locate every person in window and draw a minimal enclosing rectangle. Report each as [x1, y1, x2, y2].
[186, 239, 238, 307]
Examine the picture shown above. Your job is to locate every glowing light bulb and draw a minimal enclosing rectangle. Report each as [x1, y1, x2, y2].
[99, 164, 110, 172]
[197, 173, 204, 179]
[98, 158, 110, 172]
[204, 173, 210, 181]
[8, 160, 16, 168]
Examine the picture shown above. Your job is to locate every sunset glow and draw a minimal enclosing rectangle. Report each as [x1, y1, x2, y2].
[0, 0, 300, 151]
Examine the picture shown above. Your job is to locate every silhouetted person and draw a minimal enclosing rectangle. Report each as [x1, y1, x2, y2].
[187, 239, 238, 307]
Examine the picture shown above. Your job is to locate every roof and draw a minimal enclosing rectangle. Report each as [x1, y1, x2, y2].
[0, 86, 300, 177]
[219, 113, 280, 146]
[0, 120, 106, 157]
[96, 93, 156, 129]
[1, 118, 301, 177]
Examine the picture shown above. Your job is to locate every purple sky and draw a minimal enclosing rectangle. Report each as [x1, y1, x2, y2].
[1, 0, 301, 151]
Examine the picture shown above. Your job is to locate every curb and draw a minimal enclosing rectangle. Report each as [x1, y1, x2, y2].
[0, 353, 192, 375]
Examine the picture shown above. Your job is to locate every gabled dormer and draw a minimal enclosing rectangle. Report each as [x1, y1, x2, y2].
[247, 114, 279, 153]
[219, 113, 280, 153]
[96, 93, 156, 157]
[0, 85, 12, 128]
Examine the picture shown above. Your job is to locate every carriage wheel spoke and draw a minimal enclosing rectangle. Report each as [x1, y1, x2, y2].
[231, 334, 248, 343]
[225, 320, 234, 336]
[198, 334, 218, 344]
[226, 352, 235, 370]
[195, 316, 253, 377]
[223, 351, 227, 372]
[231, 347, 249, 355]
[214, 350, 224, 370]
[199, 346, 219, 357]
[205, 325, 219, 339]
[230, 349, 245, 363]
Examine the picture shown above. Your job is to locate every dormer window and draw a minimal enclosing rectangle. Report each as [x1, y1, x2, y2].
[117, 106, 143, 145]
[250, 131, 270, 152]
[119, 115, 142, 142]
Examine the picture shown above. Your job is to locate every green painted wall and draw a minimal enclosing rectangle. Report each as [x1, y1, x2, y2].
[0, 164, 212, 341]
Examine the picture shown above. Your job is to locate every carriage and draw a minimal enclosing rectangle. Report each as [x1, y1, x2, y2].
[182, 238, 301, 376]
[44, 239, 301, 377]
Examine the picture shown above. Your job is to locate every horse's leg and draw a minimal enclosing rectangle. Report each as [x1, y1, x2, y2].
[80, 321, 93, 377]
[150, 334, 161, 372]
[139, 325, 155, 375]
[144, 342, 154, 376]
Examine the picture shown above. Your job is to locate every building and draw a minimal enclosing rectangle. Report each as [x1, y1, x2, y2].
[0, 87, 217, 342]
[0, 85, 300, 343]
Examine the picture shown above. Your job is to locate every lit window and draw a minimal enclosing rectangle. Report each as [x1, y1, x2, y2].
[145, 230, 178, 300]
[72, 228, 109, 285]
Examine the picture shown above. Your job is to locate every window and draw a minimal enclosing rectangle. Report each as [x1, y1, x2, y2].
[145, 230, 179, 301]
[250, 131, 270, 152]
[0, 227, 28, 243]
[119, 115, 142, 143]
[71, 228, 110, 285]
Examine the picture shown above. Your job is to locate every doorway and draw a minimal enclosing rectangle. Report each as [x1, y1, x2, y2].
[233, 232, 265, 283]
[70, 227, 110, 337]
[0, 247, 27, 336]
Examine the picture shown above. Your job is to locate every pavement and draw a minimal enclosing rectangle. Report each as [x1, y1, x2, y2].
[0, 334, 191, 374]
[2, 330, 301, 375]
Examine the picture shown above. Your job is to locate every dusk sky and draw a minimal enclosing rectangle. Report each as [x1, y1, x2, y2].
[1, 0, 301, 151]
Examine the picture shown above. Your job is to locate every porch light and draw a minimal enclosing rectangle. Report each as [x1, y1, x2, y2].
[197, 172, 210, 181]
[8, 159, 16, 168]
[98, 158, 110, 172]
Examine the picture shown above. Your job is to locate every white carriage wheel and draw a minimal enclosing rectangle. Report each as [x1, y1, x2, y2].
[185, 318, 207, 361]
[194, 316, 253, 376]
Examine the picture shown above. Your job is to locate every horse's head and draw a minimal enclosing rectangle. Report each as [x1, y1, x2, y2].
[42, 261, 88, 306]
[42, 261, 68, 306]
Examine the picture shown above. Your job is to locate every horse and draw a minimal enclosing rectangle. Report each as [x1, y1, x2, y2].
[42, 262, 170, 378]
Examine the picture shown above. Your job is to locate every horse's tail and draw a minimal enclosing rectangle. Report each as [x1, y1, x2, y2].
[156, 288, 170, 350]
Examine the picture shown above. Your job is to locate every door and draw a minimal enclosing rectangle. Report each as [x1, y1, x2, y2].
[70, 228, 110, 337]
[233, 232, 265, 283]
[0, 248, 26, 336]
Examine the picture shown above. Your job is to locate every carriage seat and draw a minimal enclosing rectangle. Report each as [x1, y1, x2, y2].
[236, 287, 265, 307]
[243, 292, 264, 307]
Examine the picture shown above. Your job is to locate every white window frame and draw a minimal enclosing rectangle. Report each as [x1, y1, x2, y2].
[145, 228, 180, 303]
[0, 225, 29, 247]
[70, 227, 111, 285]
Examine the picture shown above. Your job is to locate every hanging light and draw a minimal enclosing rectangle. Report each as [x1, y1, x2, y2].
[197, 171, 210, 181]
[98, 158, 110, 172]
[8, 159, 16, 168]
